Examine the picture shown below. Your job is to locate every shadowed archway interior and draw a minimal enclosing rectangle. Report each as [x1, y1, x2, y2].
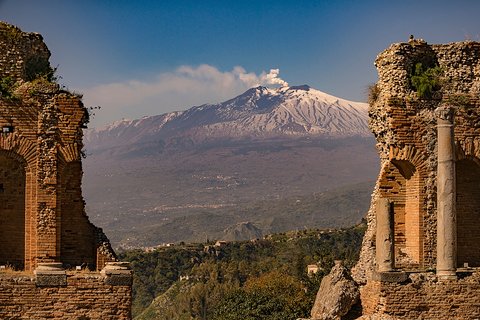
[456, 157, 480, 267]
[0, 153, 26, 269]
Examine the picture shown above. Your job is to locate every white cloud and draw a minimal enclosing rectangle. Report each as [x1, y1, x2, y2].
[81, 65, 288, 128]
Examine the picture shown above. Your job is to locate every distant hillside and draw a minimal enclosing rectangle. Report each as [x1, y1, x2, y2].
[120, 224, 366, 318]
[82, 85, 378, 247]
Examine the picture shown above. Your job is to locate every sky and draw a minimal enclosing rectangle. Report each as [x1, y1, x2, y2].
[1, 0, 480, 128]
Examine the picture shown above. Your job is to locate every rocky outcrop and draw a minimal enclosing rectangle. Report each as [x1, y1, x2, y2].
[310, 261, 359, 320]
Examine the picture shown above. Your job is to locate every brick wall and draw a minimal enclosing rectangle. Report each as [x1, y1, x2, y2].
[0, 21, 117, 272]
[0, 272, 132, 319]
[0, 20, 129, 319]
[361, 273, 480, 319]
[404, 169, 422, 264]
[0, 93, 115, 271]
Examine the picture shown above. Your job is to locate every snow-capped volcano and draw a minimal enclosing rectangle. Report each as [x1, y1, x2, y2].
[85, 85, 370, 152]
[82, 86, 378, 246]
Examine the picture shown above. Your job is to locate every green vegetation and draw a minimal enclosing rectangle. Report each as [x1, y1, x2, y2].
[0, 76, 18, 101]
[25, 56, 57, 82]
[410, 62, 442, 99]
[119, 224, 366, 319]
[211, 271, 311, 320]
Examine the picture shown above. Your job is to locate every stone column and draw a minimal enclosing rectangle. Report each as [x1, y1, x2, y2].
[436, 106, 457, 280]
[376, 197, 394, 272]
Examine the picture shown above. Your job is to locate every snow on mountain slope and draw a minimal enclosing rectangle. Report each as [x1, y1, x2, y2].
[85, 85, 370, 151]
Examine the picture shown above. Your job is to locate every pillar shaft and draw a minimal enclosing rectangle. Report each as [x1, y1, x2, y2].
[376, 197, 394, 272]
[436, 106, 457, 280]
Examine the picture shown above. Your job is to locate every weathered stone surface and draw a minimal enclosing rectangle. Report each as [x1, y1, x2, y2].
[0, 21, 132, 319]
[0, 272, 132, 319]
[34, 262, 67, 286]
[35, 273, 67, 287]
[0, 21, 116, 272]
[355, 39, 480, 319]
[356, 315, 398, 320]
[0, 22, 51, 82]
[311, 261, 359, 320]
[371, 271, 408, 283]
[101, 262, 133, 286]
[355, 40, 480, 279]
[360, 271, 480, 319]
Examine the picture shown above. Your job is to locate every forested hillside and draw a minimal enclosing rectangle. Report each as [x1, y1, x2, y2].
[119, 224, 366, 319]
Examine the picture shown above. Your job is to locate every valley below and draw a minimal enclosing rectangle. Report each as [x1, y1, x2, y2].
[83, 136, 379, 247]
[82, 85, 379, 248]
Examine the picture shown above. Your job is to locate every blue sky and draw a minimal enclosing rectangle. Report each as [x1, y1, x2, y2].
[1, 0, 479, 127]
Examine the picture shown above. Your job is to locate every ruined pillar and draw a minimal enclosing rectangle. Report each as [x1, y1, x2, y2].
[376, 197, 394, 272]
[436, 106, 457, 280]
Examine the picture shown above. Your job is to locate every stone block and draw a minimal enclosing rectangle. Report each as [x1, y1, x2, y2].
[372, 271, 408, 283]
[104, 273, 133, 286]
[35, 272, 67, 287]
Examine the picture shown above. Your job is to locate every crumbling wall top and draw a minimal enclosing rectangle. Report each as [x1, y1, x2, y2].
[375, 40, 480, 100]
[0, 21, 52, 83]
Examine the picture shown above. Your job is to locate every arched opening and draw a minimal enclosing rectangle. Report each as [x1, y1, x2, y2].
[456, 157, 480, 267]
[379, 160, 423, 269]
[0, 153, 26, 269]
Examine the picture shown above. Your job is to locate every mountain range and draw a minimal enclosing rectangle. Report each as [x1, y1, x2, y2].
[82, 85, 379, 247]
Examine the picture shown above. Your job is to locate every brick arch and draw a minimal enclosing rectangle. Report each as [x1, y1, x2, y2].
[58, 143, 81, 163]
[456, 137, 480, 161]
[456, 155, 480, 267]
[388, 145, 428, 171]
[379, 145, 427, 269]
[0, 134, 41, 270]
[0, 132, 37, 164]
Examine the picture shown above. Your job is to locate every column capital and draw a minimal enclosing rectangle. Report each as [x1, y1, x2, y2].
[435, 105, 455, 122]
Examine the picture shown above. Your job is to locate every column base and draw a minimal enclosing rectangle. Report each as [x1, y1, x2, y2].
[437, 270, 457, 280]
[34, 262, 66, 286]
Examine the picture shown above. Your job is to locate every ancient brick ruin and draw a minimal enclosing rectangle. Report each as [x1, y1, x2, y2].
[0, 22, 132, 319]
[352, 39, 480, 319]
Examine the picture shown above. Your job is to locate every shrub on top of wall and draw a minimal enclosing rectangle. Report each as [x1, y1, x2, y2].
[410, 62, 443, 99]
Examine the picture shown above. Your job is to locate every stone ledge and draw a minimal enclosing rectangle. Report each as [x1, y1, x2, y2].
[104, 273, 133, 286]
[34, 262, 67, 287]
[372, 271, 408, 283]
[35, 272, 67, 287]
[100, 261, 133, 286]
